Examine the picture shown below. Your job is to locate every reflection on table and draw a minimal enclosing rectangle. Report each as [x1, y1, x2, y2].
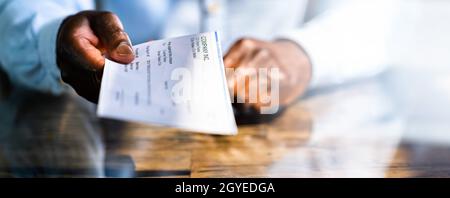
[2, 67, 450, 177]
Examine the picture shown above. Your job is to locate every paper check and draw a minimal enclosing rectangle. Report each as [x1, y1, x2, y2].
[97, 32, 237, 135]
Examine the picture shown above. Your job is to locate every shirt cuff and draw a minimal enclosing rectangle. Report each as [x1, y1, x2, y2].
[277, 29, 325, 89]
[37, 16, 67, 95]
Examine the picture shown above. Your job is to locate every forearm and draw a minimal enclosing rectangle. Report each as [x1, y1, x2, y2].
[280, 0, 396, 89]
[0, 0, 93, 94]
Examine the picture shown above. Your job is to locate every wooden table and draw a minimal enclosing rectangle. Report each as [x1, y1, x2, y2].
[1, 70, 450, 178]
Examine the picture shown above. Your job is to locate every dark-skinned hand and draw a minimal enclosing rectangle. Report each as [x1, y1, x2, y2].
[56, 11, 135, 103]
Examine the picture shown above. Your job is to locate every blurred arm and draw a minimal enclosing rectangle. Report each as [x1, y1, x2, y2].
[281, 0, 396, 88]
[0, 0, 94, 94]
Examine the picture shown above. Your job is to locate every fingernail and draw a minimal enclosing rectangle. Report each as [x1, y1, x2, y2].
[116, 42, 133, 56]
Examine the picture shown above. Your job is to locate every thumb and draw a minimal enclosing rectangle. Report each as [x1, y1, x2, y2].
[89, 12, 135, 64]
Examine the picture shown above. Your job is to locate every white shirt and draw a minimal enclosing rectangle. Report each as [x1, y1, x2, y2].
[0, 0, 396, 93]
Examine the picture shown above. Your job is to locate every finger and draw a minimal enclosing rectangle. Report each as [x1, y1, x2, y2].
[227, 66, 250, 105]
[234, 67, 258, 106]
[226, 48, 264, 101]
[236, 50, 279, 109]
[231, 48, 268, 83]
[246, 49, 288, 84]
[75, 38, 105, 70]
[248, 49, 271, 68]
[238, 59, 280, 110]
[89, 12, 134, 64]
[68, 18, 105, 70]
[244, 49, 286, 92]
[224, 39, 257, 68]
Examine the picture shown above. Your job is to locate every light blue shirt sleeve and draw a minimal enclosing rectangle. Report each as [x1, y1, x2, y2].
[0, 0, 94, 94]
